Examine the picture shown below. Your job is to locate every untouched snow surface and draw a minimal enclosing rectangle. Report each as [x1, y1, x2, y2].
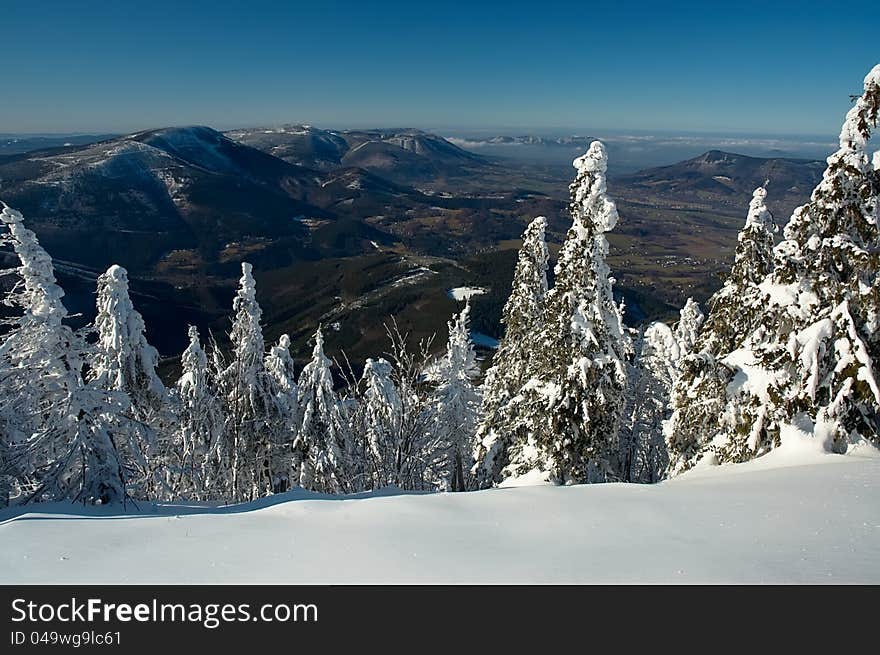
[448, 286, 486, 301]
[1, 448, 878, 584]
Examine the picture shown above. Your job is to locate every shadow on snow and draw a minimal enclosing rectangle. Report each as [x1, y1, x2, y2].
[0, 485, 432, 525]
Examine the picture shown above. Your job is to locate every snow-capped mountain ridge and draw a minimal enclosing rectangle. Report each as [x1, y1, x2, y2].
[0, 126, 338, 302]
[229, 124, 492, 183]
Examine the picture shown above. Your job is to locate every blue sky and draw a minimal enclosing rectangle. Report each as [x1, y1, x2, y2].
[2, 0, 878, 135]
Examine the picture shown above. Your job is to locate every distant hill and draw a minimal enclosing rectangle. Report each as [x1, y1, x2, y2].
[229, 125, 494, 185]
[599, 151, 826, 309]
[0, 126, 331, 274]
[616, 149, 825, 217]
[225, 125, 349, 170]
[312, 166, 430, 214]
[449, 134, 596, 148]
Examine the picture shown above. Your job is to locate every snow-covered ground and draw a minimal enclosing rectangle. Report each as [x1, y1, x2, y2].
[1, 446, 878, 584]
[448, 286, 486, 301]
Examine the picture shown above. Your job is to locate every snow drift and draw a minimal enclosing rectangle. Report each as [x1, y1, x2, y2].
[1, 447, 878, 584]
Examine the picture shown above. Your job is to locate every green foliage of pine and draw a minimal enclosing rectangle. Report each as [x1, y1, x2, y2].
[504, 142, 632, 483]
[473, 216, 549, 486]
[667, 64, 880, 474]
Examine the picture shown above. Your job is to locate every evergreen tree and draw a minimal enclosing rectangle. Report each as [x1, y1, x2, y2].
[675, 297, 706, 355]
[698, 187, 776, 356]
[295, 327, 346, 493]
[214, 262, 281, 501]
[360, 357, 403, 488]
[668, 64, 880, 471]
[0, 203, 128, 505]
[90, 264, 167, 494]
[505, 141, 632, 484]
[621, 323, 679, 482]
[665, 187, 777, 474]
[91, 265, 166, 413]
[265, 334, 298, 399]
[620, 299, 702, 482]
[426, 301, 481, 491]
[738, 63, 880, 457]
[265, 333, 300, 492]
[172, 325, 223, 498]
[473, 216, 549, 487]
[201, 330, 230, 498]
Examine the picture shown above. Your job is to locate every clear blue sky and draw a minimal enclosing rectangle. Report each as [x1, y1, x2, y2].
[2, 0, 878, 135]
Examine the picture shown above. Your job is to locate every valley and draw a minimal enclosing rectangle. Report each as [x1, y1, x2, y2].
[0, 124, 826, 373]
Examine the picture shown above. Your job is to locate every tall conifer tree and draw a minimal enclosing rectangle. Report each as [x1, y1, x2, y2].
[506, 141, 632, 483]
[473, 216, 549, 486]
[668, 64, 880, 472]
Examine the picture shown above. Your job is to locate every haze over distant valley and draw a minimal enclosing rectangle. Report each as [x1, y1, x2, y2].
[442, 128, 836, 172]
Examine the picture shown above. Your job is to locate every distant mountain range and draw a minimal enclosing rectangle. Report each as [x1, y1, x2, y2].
[227, 125, 492, 184]
[0, 126, 331, 275]
[445, 132, 834, 172]
[0, 123, 826, 365]
[447, 134, 596, 148]
[0, 125, 529, 358]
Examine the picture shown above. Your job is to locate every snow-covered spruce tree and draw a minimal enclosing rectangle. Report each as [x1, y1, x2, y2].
[214, 263, 282, 501]
[473, 216, 549, 487]
[665, 188, 777, 474]
[621, 325, 671, 482]
[670, 64, 880, 471]
[697, 188, 775, 356]
[359, 357, 403, 488]
[619, 299, 702, 483]
[295, 327, 346, 493]
[172, 325, 223, 499]
[505, 141, 632, 484]
[727, 64, 880, 458]
[201, 330, 230, 498]
[264, 333, 300, 492]
[91, 265, 166, 413]
[0, 203, 129, 505]
[90, 264, 168, 495]
[675, 297, 706, 356]
[425, 301, 481, 491]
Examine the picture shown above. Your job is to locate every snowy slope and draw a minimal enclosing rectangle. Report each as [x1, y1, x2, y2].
[1, 448, 878, 584]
